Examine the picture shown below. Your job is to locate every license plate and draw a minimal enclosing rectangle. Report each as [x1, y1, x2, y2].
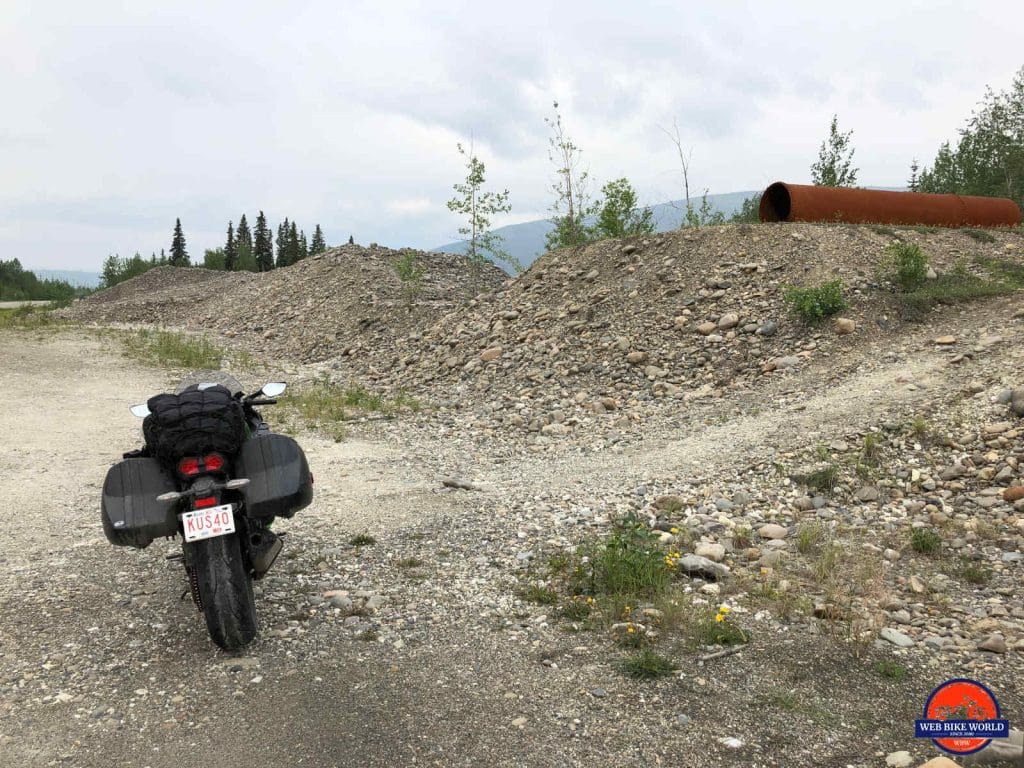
[181, 504, 236, 543]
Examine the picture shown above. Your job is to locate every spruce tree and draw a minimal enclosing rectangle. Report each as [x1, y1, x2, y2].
[224, 221, 237, 271]
[310, 224, 326, 254]
[170, 218, 189, 266]
[253, 211, 273, 272]
[235, 215, 254, 271]
[288, 221, 300, 264]
[299, 230, 308, 261]
[276, 218, 291, 268]
[348, 235, 354, 245]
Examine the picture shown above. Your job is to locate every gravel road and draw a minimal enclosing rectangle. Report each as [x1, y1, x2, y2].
[2, 328, 1021, 768]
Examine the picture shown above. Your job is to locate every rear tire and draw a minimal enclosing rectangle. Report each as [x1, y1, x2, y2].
[190, 534, 257, 650]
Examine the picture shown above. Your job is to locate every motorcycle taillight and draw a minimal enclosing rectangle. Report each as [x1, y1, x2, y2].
[204, 453, 225, 472]
[178, 457, 201, 476]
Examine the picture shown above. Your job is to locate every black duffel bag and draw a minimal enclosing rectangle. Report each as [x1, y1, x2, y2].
[143, 385, 248, 464]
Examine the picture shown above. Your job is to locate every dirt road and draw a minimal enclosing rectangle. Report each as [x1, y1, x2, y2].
[1, 327, 1021, 768]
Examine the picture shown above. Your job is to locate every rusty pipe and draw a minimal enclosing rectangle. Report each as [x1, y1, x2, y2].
[758, 182, 1022, 228]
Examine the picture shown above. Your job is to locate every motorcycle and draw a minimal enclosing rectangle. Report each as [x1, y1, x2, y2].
[100, 371, 313, 650]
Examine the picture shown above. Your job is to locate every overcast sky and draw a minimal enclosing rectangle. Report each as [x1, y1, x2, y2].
[2, 1, 1022, 271]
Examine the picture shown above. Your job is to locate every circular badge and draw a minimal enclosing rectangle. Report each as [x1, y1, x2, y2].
[919, 679, 1004, 755]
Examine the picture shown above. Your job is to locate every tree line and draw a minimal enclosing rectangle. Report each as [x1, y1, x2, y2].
[0, 259, 82, 303]
[100, 214, 336, 288]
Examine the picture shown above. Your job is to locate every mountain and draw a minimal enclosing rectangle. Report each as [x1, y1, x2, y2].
[433, 191, 760, 271]
[30, 269, 103, 288]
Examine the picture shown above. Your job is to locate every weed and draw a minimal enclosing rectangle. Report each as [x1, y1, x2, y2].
[796, 522, 825, 555]
[619, 648, 677, 680]
[881, 241, 929, 291]
[521, 584, 558, 605]
[572, 513, 673, 599]
[282, 375, 420, 441]
[875, 660, 907, 681]
[869, 225, 897, 238]
[783, 280, 848, 324]
[957, 559, 992, 585]
[560, 596, 594, 622]
[909, 528, 942, 555]
[123, 329, 222, 369]
[794, 464, 840, 494]
[859, 432, 882, 465]
[689, 604, 748, 647]
[962, 228, 996, 244]
[0, 305, 64, 330]
[732, 525, 753, 550]
[812, 544, 843, 583]
[910, 416, 930, 441]
[900, 256, 1024, 319]
[349, 533, 376, 547]
[815, 443, 831, 461]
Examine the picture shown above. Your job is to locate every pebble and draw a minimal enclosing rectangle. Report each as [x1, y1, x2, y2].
[884, 751, 913, 768]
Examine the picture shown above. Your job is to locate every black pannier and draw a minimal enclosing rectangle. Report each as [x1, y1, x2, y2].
[102, 458, 179, 548]
[142, 385, 247, 464]
[235, 434, 313, 520]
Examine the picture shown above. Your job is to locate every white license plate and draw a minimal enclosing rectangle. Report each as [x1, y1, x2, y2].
[181, 504, 236, 543]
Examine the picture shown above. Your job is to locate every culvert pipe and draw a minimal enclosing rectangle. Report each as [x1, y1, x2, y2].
[758, 182, 1022, 228]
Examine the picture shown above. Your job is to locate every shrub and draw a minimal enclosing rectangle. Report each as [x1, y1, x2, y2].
[783, 280, 848, 323]
[882, 242, 929, 291]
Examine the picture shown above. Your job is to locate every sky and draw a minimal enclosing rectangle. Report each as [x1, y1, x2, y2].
[2, 0, 1023, 271]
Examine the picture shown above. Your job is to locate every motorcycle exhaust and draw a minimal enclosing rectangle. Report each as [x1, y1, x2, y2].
[249, 528, 283, 577]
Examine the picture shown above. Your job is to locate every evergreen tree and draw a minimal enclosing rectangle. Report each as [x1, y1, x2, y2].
[224, 221, 237, 271]
[169, 218, 189, 266]
[907, 159, 920, 192]
[309, 224, 326, 254]
[811, 115, 858, 187]
[288, 221, 300, 264]
[253, 211, 274, 272]
[299, 230, 308, 261]
[348, 234, 354, 245]
[235, 214, 254, 271]
[276, 218, 291, 268]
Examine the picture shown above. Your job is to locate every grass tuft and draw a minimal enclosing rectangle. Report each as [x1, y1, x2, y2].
[909, 528, 942, 555]
[123, 329, 223, 369]
[619, 648, 677, 679]
[348, 533, 376, 547]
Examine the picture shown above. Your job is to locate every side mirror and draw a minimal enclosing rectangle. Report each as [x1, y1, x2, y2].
[261, 382, 287, 397]
[130, 404, 151, 418]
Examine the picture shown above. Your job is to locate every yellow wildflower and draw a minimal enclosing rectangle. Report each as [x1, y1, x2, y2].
[715, 613, 724, 623]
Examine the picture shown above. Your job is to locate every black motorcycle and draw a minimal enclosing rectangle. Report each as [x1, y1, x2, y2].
[101, 372, 313, 650]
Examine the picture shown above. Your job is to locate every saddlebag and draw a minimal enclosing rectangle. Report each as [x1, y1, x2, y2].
[235, 434, 313, 520]
[101, 458, 179, 548]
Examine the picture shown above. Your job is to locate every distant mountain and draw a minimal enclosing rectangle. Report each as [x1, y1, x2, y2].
[30, 269, 102, 288]
[434, 191, 760, 271]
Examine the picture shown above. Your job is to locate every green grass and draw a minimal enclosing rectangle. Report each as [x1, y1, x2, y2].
[572, 513, 674, 599]
[0, 304, 65, 330]
[900, 256, 1024, 318]
[793, 464, 840, 494]
[962, 228, 996, 243]
[782, 280, 848, 324]
[619, 648, 677, 679]
[796, 522, 826, 555]
[282, 375, 421, 442]
[875, 660, 907, 681]
[123, 328, 223, 368]
[689, 606, 749, 647]
[909, 528, 942, 555]
[521, 584, 558, 605]
[957, 559, 992, 585]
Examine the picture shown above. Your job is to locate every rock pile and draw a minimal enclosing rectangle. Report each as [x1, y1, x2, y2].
[62, 244, 508, 362]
